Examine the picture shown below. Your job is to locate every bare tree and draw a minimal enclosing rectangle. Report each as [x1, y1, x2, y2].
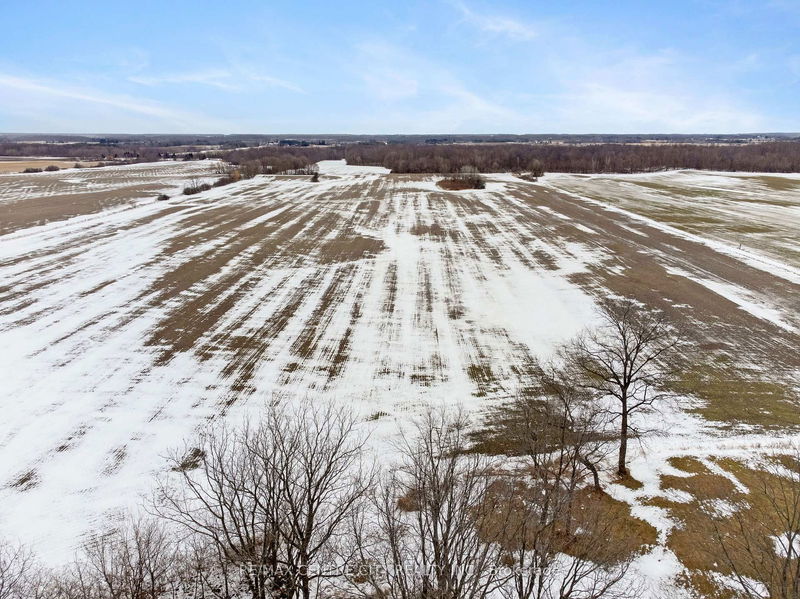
[496, 368, 636, 599]
[512, 361, 613, 492]
[154, 418, 274, 599]
[69, 515, 180, 599]
[494, 478, 636, 599]
[0, 541, 36, 599]
[353, 408, 511, 599]
[569, 300, 679, 476]
[176, 535, 239, 599]
[154, 400, 372, 599]
[266, 401, 374, 599]
[710, 450, 800, 599]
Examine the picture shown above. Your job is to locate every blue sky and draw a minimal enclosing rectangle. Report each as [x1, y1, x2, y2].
[1, 0, 798, 133]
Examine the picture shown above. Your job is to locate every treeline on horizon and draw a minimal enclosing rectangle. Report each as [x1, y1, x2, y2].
[0, 142, 188, 162]
[3, 132, 798, 145]
[225, 141, 800, 174]
[3, 138, 800, 174]
[224, 145, 340, 176]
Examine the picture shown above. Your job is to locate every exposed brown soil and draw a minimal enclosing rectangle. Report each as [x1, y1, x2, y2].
[0, 162, 216, 233]
[0, 160, 99, 174]
[437, 178, 476, 190]
[3, 168, 799, 520]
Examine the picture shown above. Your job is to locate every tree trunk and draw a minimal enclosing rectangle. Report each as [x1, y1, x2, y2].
[618, 408, 628, 476]
[301, 569, 310, 599]
[581, 457, 602, 492]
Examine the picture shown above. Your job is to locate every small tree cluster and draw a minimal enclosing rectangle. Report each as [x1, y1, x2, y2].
[709, 450, 800, 599]
[1, 399, 646, 599]
[224, 146, 338, 176]
[182, 179, 213, 195]
[438, 166, 486, 190]
[351, 408, 636, 599]
[154, 402, 373, 599]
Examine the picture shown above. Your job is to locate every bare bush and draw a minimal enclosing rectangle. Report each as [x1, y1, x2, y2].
[182, 178, 213, 195]
[711, 450, 800, 599]
[527, 159, 544, 178]
[438, 165, 486, 190]
[353, 408, 511, 599]
[513, 362, 613, 493]
[496, 369, 637, 599]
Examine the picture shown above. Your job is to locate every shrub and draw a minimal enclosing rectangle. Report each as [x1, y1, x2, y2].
[156, 193, 170, 201]
[183, 183, 212, 195]
[44, 165, 60, 172]
[437, 165, 486, 190]
[310, 172, 320, 182]
[527, 158, 545, 177]
[438, 177, 474, 190]
[22, 167, 42, 173]
[515, 158, 545, 181]
[212, 176, 235, 187]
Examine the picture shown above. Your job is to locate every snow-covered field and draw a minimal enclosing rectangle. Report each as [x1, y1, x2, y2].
[1, 161, 798, 595]
[543, 169, 800, 272]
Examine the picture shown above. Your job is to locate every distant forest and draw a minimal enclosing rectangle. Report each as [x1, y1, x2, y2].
[226, 141, 800, 174]
[0, 142, 181, 162]
[2, 135, 800, 174]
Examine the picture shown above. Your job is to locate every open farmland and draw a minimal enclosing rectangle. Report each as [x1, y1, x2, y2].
[1, 160, 799, 595]
[0, 159, 92, 174]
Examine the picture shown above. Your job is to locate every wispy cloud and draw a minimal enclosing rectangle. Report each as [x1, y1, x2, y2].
[1, 1, 792, 133]
[129, 65, 305, 94]
[788, 55, 800, 79]
[545, 50, 766, 132]
[362, 68, 419, 102]
[452, 1, 538, 41]
[129, 69, 239, 90]
[355, 43, 420, 101]
[0, 73, 232, 131]
[235, 66, 306, 94]
[351, 41, 519, 132]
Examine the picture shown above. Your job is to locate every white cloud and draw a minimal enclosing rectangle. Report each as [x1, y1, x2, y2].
[129, 69, 239, 90]
[0, 73, 232, 132]
[536, 48, 767, 133]
[235, 67, 306, 94]
[129, 65, 305, 94]
[362, 69, 419, 101]
[452, 1, 538, 41]
[351, 41, 518, 131]
[348, 42, 520, 133]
